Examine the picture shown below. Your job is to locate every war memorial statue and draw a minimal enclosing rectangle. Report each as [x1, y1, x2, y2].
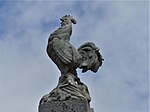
[39, 15, 104, 112]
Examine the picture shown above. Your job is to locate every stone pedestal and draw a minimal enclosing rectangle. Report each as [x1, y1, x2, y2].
[39, 98, 94, 112]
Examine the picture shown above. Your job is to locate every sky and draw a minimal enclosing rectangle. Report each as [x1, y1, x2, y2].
[0, 1, 149, 112]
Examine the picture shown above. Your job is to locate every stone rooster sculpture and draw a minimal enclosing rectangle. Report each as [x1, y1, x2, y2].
[40, 15, 103, 105]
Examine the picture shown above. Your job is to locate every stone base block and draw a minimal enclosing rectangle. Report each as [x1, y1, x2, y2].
[39, 99, 94, 112]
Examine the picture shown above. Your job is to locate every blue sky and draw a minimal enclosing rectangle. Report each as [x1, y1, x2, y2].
[0, 1, 149, 112]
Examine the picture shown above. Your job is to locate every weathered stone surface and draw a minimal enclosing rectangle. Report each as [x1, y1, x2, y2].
[89, 108, 94, 112]
[39, 98, 93, 112]
[39, 15, 103, 112]
[46, 15, 104, 103]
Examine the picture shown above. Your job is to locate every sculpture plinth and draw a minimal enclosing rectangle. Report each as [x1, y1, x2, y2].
[39, 15, 103, 112]
[39, 98, 94, 112]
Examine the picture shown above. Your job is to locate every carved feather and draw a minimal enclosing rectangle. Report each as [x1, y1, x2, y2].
[52, 38, 73, 64]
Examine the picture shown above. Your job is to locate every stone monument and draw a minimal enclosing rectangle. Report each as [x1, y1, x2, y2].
[39, 15, 104, 112]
